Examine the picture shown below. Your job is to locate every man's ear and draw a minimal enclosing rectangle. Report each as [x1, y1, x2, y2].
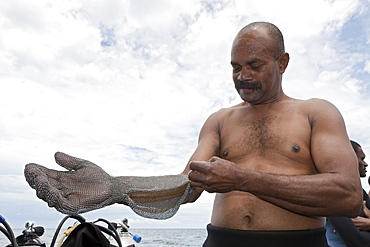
[278, 53, 290, 74]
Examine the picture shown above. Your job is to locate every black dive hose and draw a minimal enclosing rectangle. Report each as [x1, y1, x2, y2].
[0, 215, 19, 247]
[0, 225, 11, 240]
[94, 218, 122, 247]
[49, 215, 86, 247]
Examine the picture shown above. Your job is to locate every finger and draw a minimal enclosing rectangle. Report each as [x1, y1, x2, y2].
[189, 180, 217, 193]
[24, 164, 61, 197]
[189, 180, 206, 190]
[25, 164, 61, 203]
[24, 164, 79, 214]
[209, 156, 221, 162]
[189, 161, 209, 173]
[188, 169, 204, 183]
[352, 218, 360, 224]
[24, 163, 61, 186]
[40, 184, 78, 215]
[54, 152, 88, 171]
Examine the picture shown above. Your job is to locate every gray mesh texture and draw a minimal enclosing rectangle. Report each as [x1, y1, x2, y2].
[24, 152, 194, 219]
[121, 175, 194, 219]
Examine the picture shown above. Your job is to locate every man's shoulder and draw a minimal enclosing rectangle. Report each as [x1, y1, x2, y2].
[290, 98, 337, 111]
[286, 97, 330, 104]
[298, 98, 344, 125]
[300, 98, 331, 104]
[300, 98, 339, 111]
[204, 103, 246, 124]
[211, 102, 248, 114]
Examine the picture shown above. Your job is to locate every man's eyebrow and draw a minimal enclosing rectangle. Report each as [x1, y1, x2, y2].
[230, 59, 261, 66]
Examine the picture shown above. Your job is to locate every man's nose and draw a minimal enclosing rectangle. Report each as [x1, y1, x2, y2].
[237, 67, 253, 81]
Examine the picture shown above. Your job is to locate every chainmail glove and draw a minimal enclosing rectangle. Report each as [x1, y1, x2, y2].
[24, 152, 195, 219]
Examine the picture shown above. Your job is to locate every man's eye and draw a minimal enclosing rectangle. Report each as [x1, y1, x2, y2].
[251, 64, 263, 69]
[232, 66, 241, 72]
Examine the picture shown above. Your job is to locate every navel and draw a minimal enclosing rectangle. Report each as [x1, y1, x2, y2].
[243, 215, 252, 225]
[292, 145, 301, 153]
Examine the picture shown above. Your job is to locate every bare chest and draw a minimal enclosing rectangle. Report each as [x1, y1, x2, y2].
[218, 107, 314, 172]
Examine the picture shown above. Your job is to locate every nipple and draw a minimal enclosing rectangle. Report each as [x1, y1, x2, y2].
[292, 145, 300, 153]
[223, 150, 229, 157]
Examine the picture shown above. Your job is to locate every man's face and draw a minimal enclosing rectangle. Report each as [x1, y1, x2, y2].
[231, 32, 282, 105]
[356, 147, 367, 177]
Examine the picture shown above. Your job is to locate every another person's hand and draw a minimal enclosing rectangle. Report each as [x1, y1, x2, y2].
[188, 156, 243, 193]
[24, 152, 125, 215]
[352, 201, 370, 231]
[363, 200, 370, 218]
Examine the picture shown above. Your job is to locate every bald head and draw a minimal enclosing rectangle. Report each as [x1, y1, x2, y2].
[350, 140, 362, 153]
[236, 22, 285, 60]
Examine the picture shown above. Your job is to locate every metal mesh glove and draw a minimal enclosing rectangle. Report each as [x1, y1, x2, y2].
[24, 152, 195, 219]
[121, 175, 194, 219]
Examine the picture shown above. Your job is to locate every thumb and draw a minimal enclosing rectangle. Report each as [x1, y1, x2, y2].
[54, 152, 87, 171]
[363, 200, 370, 218]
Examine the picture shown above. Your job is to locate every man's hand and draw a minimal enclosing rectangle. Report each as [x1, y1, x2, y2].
[352, 201, 370, 231]
[188, 156, 243, 193]
[24, 152, 125, 215]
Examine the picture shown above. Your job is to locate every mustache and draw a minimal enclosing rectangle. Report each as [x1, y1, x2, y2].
[235, 81, 262, 90]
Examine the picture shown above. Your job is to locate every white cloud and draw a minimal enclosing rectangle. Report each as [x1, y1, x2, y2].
[365, 60, 370, 74]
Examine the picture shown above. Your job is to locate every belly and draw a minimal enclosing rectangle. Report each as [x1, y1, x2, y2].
[210, 191, 325, 230]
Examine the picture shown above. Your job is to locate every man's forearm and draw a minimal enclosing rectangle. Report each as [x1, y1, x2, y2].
[241, 170, 362, 217]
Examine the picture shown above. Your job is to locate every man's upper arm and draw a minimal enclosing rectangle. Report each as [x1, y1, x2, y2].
[182, 111, 222, 175]
[309, 99, 360, 185]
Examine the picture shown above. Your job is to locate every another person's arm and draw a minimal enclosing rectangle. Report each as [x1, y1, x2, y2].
[353, 199, 370, 231]
[329, 217, 370, 247]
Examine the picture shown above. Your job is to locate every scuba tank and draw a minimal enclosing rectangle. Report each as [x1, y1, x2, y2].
[1, 215, 45, 247]
[50, 215, 142, 247]
[109, 218, 141, 247]
[1, 214, 142, 247]
[9, 222, 45, 247]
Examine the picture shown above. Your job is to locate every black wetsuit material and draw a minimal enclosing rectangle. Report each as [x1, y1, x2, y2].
[203, 224, 329, 247]
[327, 189, 370, 247]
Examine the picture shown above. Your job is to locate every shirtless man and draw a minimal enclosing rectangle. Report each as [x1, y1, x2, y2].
[24, 22, 362, 246]
[183, 22, 361, 246]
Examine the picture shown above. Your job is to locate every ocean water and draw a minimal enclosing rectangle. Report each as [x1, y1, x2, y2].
[133, 229, 207, 246]
[0, 228, 207, 247]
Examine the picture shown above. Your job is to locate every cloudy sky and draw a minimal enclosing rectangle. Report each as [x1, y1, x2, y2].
[0, 0, 370, 231]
